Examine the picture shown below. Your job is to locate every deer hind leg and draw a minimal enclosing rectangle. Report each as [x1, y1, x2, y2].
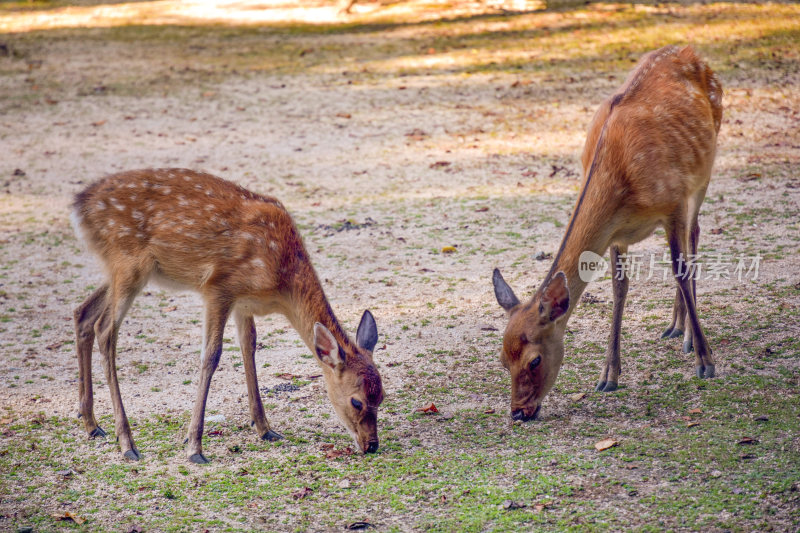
[596, 244, 629, 392]
[95, 267, 148, 460]
[74, 284, 109, 438]
[660, 287, 687, 340]
[234, 311, 283, 443]
[666, 214, 714, 379]
[185, 296, 231, 464]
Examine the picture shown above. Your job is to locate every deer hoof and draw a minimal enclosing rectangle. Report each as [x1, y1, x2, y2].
[261, 429, 283, 442]
[601, 381, 618, 392]
[189, 453, 210, 464]
[123, 448, 141, 461]
[89, 426, 107, 439]
[697, 364, 715, 379]
[683, 339, 694, 353]
[595, 381, 607, 392]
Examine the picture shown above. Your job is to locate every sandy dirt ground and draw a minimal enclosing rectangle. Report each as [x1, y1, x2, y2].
[0, 0, 799, 530]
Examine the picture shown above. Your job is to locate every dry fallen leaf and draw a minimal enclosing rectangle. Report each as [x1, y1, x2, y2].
[416, 403, 439, 414]
[475, 206, 489, 212]
[292, 486, 313, 500]
[501, 500, 526, 510]
[336, 112, 352, 119]
[688, 408, 703, 415]
[738, 437, 759, 445]
[441, 246, 457, 254]
[594, 439, 619, 451]
[52, 511, 85, 525]
[483, 408, 495, 414]
[325, 447, 355, 459]
[275, 373, 299, 380]
[569, 392, 587, 402]
[686, 421, 701, 428]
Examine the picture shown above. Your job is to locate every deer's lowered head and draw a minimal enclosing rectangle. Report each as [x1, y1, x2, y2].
[313, 310, 383, 453]
[493, 269, 570, 422]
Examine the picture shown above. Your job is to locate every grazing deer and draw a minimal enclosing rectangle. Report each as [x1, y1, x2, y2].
[492, 45, 723, 421]
[71, 169, 384, 463]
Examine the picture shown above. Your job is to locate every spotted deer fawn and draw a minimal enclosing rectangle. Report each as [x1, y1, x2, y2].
[72, 169, 384, 463]
[493, 45, 723, 421]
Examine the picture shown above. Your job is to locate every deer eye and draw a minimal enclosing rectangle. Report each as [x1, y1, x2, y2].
[351, 398, 363, 410]
[529, 356, 542, 372]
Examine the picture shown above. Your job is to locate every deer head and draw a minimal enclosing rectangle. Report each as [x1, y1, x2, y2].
[314, 310, 383, 453]
[492, 269, 570, 421]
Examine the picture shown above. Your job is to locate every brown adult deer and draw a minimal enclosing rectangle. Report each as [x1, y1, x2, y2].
[71, 169, 384, 463]
[492, 45, 723, 421]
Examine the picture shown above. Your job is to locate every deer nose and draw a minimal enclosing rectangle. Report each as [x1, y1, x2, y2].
[365, 441, 379, 454]
[511, 409, 529, 421]
[511, 405, 541, 422]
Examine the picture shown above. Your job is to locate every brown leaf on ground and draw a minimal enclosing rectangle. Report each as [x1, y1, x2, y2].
[416, 403, 439, 414]
[475, 206, 489, 212]
[45, 341, 64, 350]
[686, 421, 701, 428]
[569, 392, 587, 402]
[688, 408, 703, 415]
[336, 112, 352, 119]
[163, 306, 178, 312]
[501, 500, 526, 510]
[52, 511, 86, 525]
[404, 128, 427, 140]
[325, 447, 354, 459]
[738, 172, 761, 181]
[430, 161, 451, 169]
[594, 439, 618, 451]
[91, 120, 106, 127]
[738, 437, 759, 445]
[292, 486, 313, 500]
[483, 408, 495, 414]
[275, 373, 299, 380]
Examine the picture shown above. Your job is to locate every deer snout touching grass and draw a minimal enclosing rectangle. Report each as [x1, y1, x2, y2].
[493, 45, 723, 421]
[71, 169, 384, 463]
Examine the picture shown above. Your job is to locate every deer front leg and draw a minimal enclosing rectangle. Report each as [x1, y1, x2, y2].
[667, 217, 714, 378]
[234, 311, 282, 442]
[597, 245, 629, 392]
[95, 289, 139, 460]
[185, 299, 230, 464]
[681, 218, 701, 354]
[74, 284, 109, 439]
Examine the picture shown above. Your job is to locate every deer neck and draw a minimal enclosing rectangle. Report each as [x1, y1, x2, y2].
[283, 262, 353, 355]
[542, 182, 618, 321]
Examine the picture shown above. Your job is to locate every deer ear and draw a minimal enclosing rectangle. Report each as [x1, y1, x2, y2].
[540, 271, 570, 322]
[493, 268, 520, 312]
[356, 310, 378, 353]
[314, 323, 344, 373]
